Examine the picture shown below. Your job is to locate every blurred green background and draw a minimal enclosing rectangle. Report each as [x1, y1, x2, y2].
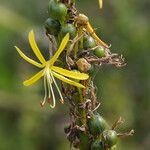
[0, 0, 149, 149]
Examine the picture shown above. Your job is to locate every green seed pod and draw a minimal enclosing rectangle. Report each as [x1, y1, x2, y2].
[83, 36, 96, 49]
[88, 113, 107, 135]
[48, 0, 67, 23]
[45, 18, 61, 36]
[94, 47, 105, 58]
[76, 58, 91, 73]
[60, 24, 76, 39]
[91, 139, 104, 150]
[103, 130, 118, 148]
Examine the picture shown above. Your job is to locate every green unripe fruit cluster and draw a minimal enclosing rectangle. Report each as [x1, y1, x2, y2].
[88, 113, 107, 135]
[91, 139, 104, 150]
[94, 47, 105, 58]
[60, 24, 76, 39]
[48, 0, 67, 23]
[103, 130, 118, 148]
[45, 18, 61, 36]
[83, 36, 96, 49]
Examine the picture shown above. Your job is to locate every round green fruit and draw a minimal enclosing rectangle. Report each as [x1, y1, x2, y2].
[45, 18, 60, 36]
[103, 130, 118, 148]
[94, 47, 105, 58]
[91, 139, 104, 150]
[83, 36, 96, 49]
[48, 0, 67, 23]
[88, 113, 107, 135]
[60, 24, 76, 39]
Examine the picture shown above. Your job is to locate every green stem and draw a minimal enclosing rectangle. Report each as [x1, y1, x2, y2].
[74, 39, 78, 59]
[78, 27, 83, 50]
[78, 87, 86, 125]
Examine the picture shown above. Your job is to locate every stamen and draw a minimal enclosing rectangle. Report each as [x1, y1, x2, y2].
[40, 101, 44, 107]
[40, 75, 47, 107]
[46, 70, 56, 108]
[48, 97, 51, 104]
[49, 81, 56, 108]
[50, 70, 64, 104]
[46, 73, 52, 104]
[47, 75, 52, 104]
[59, 99, 64, 104]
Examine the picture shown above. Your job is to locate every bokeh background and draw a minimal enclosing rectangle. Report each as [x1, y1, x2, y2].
[0, 0, 149, 149]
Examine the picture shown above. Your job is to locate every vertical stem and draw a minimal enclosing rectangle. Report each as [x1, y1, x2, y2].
[78, 79, 89, 126]
[78, 88, 86, 125]
[78, 27, 83, 50]
[74, 41, 78, 59]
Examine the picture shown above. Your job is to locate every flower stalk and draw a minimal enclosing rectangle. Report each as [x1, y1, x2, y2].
[15, 0, 134, 149]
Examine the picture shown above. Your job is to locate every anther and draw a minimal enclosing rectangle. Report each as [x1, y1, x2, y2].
[48, 97, 51, 104]
[59, 99, 64, 104]
[40, 100, 45, 107]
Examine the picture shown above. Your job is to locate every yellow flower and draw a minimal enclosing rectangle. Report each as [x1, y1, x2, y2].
[15, 30, 89, 108]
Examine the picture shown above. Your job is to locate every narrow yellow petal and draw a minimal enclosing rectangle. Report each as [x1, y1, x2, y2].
[52, 71, 85, 88]
[99, 0, 103, 9]
[51, 66, 89, 80]
[49, 33, 70, 66]
[23, 69, 44, 86]
[29, 30, 46, 64]
[15, 46, 44, 68]
[86, 22, 109, 48]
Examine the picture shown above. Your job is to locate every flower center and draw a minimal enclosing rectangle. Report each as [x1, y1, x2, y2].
[40, 63, 64, 108]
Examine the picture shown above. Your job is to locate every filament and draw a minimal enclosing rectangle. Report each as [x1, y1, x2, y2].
[46, 73, 51, 100]
[50, 70, 64, 104]
[46, 69, 56, 108]
[40, 75, 47, 107]
[49, 80, 56, 108]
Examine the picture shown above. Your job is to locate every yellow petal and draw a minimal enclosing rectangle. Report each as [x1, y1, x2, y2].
[15, 46, 44, 68]
[49, 33, 69, 66]
[86, 22, 109, 48]
[23, 69, 44, 86]
[51, 66, 89, 80]
[52, 71, 85, 88]
[29, 30, 46, 64]
[99, 0, 103, 9]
